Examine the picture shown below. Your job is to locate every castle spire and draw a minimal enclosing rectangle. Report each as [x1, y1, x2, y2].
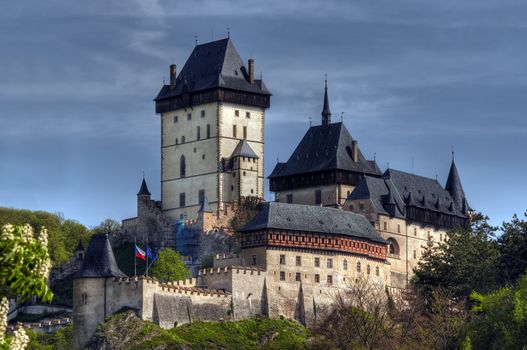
[137, 177, 151, 196]
[321, 77, 331, 126]
[445, 158, 469, 214]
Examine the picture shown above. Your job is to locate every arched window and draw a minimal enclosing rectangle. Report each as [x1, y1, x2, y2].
[180, 155, 186, 178]
[356, 261, 361, 272]
[387, 238, 400, 256]
[343, 259, 348, 270]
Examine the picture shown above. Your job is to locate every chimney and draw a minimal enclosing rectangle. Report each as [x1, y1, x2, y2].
[352, 140, 359, 162]
[248, 58, 254, 84]
[169, 64, 177, 89]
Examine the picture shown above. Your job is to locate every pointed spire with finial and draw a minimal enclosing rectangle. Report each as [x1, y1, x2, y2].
[321, 76, 331, 127]
[445, 155, 470, 214]
[137, 176, 151, 196]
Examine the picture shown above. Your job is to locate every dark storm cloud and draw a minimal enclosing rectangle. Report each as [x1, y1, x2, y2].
[0, 0, 525, 227]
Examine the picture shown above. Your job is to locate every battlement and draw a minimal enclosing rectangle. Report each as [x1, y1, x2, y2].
[8, 317, 71, 334]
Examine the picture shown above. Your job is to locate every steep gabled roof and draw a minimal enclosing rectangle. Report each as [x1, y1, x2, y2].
[137, 178, 151, 196]
[268, 122, 381, 178]
[241, 202, 386, 244]
[155, 38, 270, 101]
[348, 168, 467, 219]
[445, 160, 470, 213]
[231, 139, 259, 159]
[75, 234, 126, 278]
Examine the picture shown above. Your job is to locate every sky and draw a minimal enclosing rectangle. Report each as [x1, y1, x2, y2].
[1, 0, 526, 229]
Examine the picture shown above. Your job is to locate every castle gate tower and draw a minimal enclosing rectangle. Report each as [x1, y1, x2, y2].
[154, 38, 271, 221]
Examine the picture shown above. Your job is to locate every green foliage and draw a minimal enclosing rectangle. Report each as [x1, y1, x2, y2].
[412, 212, 500, 300]
[0, 208, 91, 264]
[89, 311, 309, 350]
[463, 274, 527, 349]
[459, 336, 472, 350]
[26, 324, 72, 350]
[0, 224, 52, 302]
[497, 211, 527, 284]
[152, 248, 191, 282]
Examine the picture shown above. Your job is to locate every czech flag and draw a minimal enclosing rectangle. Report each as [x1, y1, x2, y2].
[135, 245, 146, 260]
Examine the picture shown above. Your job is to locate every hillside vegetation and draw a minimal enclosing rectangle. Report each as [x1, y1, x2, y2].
[27, 311, 310, 350]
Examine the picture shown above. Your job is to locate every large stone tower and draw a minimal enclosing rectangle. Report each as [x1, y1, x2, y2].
[154, 38, 271, 221]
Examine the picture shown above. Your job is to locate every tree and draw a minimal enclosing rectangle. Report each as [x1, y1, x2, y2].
[91, 218, 121, 237]
[497, 211, 527, 284]
[151, 249, 191, 282]
[464, 273, 527, 349]
[412, 212, 500, 300]
[0, 224, 53, 350]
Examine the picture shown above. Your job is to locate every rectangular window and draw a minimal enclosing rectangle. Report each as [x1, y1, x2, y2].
[279, 254, 286, 265]
[359, 202, 364, 210]
[206, 124, 211, 138]
[174, 116, 178, 123]
[235, 110, 239, 117]
[414, 227, 417, 236]
[200, 110, 205, 118]
[314, 257, 320, 267]
[175, 138, 178, 145]
[327, 258, 333, 268]
[315, 274, 320, 283]
[383, 222, 387, 231]
[181, 135, 186, 144]
[251, 255, 257, 265]
[187, 113, 191, 120]
[315, 190, 322, 205]
[243, 126, 247, 139]
[246, 111, 250, 118]
[286, 194, 293, 204]
[233, 125, 237, 138]
[197, 126, 201, 140]
[327, 275, 333, 285]
[199, 190, 205, 206]
[179, 193, 186, 207]
[296, 256, 301, 266]
[279, 271, 285, 281]
[413, 250, 417, 259]
[295, 272, 301, 282]
[397, 224, 401, 233]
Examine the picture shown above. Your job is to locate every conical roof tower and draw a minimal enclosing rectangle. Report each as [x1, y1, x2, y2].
[445, 159, 470, 213]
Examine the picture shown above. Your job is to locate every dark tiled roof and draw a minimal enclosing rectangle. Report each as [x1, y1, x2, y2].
[75, 239, 85, 252]
[445, 160, 470, 213]
[349, 168, 467, 219]
[155, 38, 270, 101]
[231, 140, 259, 159]
[268, 122, 381, 178]
[137, 178, 151, 196]
[75, 234, 126, 278]
[241, 202, 386, 244]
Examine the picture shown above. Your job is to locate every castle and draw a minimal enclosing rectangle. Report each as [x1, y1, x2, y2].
[74, 37, 470, 348]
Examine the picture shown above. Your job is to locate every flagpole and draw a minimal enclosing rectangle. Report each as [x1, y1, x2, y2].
[146, 232, 149, 277]
[134, 233, 137, 277]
